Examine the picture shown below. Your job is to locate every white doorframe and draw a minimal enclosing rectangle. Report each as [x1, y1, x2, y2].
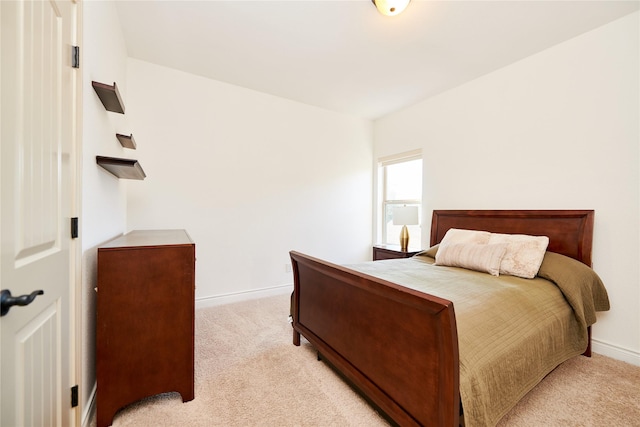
[71, 1, 83, 426]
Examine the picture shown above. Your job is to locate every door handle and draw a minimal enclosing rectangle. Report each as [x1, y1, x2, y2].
[1, 289, 44, 316]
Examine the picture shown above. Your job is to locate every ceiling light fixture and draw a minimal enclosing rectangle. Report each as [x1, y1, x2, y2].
[372, 0, 411, 16]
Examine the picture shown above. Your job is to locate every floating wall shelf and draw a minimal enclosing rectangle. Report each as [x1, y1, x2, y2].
[96, 156, 146, 180]
[92, 81, 125, 114]
[116, 133, 136, 149]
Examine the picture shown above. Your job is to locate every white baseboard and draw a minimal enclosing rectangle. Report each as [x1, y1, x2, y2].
[592, 338, 640, 366]
[81, 383, 97, 427]
[195, 284, 293, 310]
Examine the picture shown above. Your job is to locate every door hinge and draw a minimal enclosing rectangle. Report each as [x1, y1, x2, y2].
[71, 385, 78, 408]
[71, 217, 79, 239]
[71, 46, 80, 68]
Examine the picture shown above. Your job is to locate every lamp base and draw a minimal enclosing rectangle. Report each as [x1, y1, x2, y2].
[399, 225, 410, 251]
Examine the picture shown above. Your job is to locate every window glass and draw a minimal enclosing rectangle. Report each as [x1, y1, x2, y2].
[385, 159, 422, 201]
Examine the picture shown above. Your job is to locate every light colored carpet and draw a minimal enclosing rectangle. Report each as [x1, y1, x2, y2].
[96, 293, 640, 427]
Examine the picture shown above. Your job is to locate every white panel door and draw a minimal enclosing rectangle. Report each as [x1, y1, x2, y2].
[1, 1, 78, 426]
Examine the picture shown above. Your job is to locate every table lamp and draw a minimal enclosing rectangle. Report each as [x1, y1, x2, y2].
[392, 206, 419, 251]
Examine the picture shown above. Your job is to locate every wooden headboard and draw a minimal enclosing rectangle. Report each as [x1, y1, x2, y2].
[430, 210, 594, 266]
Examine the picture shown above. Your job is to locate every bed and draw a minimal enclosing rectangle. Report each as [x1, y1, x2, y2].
[289, 210, 609, 427]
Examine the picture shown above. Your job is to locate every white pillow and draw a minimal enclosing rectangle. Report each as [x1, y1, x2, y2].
[435, 243, 508, 276]
[488, 233, 549, 278]
[439, 228, 491, 246]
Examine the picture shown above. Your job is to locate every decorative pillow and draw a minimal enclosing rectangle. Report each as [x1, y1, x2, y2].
[488, 233, 549, 278]
[435, 243, 508, 276]
[439, 228, 491, 246]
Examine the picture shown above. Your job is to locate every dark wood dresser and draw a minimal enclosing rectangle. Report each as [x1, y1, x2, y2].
[96, 230, 195, 427]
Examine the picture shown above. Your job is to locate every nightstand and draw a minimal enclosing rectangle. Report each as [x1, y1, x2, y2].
[373, 244, 421, 261]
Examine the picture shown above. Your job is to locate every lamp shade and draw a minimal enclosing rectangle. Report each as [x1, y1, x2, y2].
[372, 0, 411, 16]
[392, 206, 419, 226]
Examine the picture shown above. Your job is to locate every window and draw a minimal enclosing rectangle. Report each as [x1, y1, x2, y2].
[379, 151, 422, 248]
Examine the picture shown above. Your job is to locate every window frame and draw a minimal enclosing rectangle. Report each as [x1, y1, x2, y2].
[378, 150, 422, 248]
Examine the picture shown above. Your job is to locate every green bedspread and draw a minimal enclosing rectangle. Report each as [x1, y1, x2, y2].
[347, 250, 609, 427]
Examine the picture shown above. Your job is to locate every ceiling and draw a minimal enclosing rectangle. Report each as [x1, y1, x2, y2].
[115, 0, 639, 120]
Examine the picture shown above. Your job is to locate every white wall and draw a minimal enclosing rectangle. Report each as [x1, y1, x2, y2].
[81, 0, 129, 422]
[125, 59, 373, 306]
[374, 13, 639, 365]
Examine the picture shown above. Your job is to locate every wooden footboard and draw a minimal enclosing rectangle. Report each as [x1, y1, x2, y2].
[290, 251, 460, 427]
